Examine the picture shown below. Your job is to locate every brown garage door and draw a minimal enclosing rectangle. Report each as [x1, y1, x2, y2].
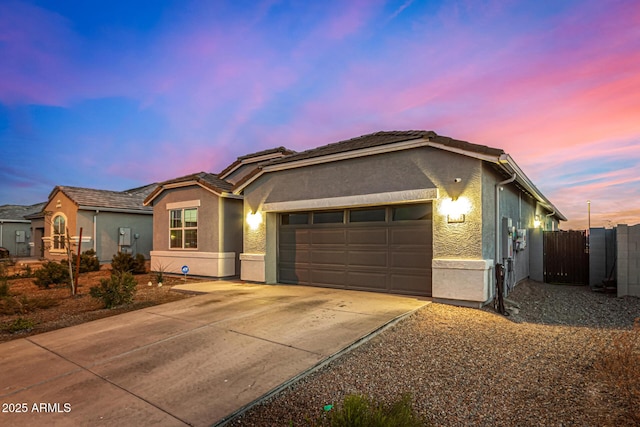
[278, 204, 432, 296]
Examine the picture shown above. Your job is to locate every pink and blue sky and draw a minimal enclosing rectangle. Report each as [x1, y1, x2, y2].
[1, 0, 638, 229]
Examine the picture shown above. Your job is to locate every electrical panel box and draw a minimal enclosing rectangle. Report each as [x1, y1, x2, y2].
[516, 229, 527, 251]
[502, 217, 514, 259]
[15, 230, 26, 243]
[118, 227, 132, 246]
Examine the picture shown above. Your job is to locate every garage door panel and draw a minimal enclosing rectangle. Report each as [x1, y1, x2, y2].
[311, 229, 346, 245]
[389, 273, 431, 295]
[311, 269, 347, 288]
[280, 228, 311, 245]
[280, 247, 311, 263]
[278, 205, 432, 296]
[311, 250, 347, 266]
[279, 267, 310, 285]
[347, 271, 387, 290]
[348, 250, 388, 268]
[347, 228, 388, 245]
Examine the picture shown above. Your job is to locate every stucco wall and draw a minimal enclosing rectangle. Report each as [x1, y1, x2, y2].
[151, 186, 220, 253]
[222, 197, 244, 269]
[149, 186, 243, 277]
[0, 222, 32, 257]
[42, 191, 78, 260]
[482, 165, 539, 287]
[243, 147, 485, 259]
[89, 211, 153, 263]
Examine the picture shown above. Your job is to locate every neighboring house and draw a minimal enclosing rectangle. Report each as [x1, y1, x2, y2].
[143, 147, 293, 277]
[0, 203, 46, 258]
[38, 184, 157, 263]
[147, 130, 564, 307]
[235, 130, 565, 307]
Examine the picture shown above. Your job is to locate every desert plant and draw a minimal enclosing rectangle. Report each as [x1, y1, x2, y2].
[65, 249, 101, 274]
[111, 252, 147, 275]
[322, 393, 425, 427]
[33, 261, 70, 289]
[90, 271, 138, 308]
[595, 319, 640, 424]
[0, 295, 59, 315]
[3, 317, 36, 333]
[152, 261, 169, 284]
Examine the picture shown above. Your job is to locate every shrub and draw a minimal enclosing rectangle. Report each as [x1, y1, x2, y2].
[595, 319, 640, 424]
[90, 271, 138, 308]
[324, 393, 425, 427]
[3, 317, 36, 333]
[0, 295, 59, 315]
[111, 252, 146, 275]
[33, 262, 70, 289]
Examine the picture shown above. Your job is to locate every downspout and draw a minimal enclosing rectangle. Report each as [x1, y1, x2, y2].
[93, 210, 99, 253]
[545, 209, 556, 231]
[0, 221, 3, 248]
[495, 174, 517, 265]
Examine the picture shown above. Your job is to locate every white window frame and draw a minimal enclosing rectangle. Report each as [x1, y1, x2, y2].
[169, 207, 198, 249]
[51, 213, 67, 252]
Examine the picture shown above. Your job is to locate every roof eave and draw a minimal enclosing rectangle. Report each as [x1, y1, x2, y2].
[498, 154, 567, 221]
[144, 179, 241, 206]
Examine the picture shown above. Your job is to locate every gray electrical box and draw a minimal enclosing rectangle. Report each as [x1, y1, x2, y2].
[118, 227, 132, 246]
[16, 230, 26, 243]
[502, 217, 514, 259]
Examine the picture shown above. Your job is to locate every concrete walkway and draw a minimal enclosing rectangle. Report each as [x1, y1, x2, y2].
[0, 281, 429, 426]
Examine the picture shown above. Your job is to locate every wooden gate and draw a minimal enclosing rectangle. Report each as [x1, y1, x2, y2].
[544, 230, 589, 284]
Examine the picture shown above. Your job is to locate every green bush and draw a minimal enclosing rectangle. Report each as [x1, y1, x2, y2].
[3, 317, 36, 333]
[326, 393, 425, 427]
[90, 271, 138, 308]
[111, 252, 146, 275]
[60, 249, 101, 274]
[33, 262, 70, 289]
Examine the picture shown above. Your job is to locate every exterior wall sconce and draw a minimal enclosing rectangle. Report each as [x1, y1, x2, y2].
[533, 215, 541, 228]
[246, 211, 263, 230]
[440, 197, 471, 224]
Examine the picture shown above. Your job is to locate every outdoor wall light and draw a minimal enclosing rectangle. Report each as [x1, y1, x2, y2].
[534, 215, 541, 228]
[246, 211, 263, 230]
[440, 197, 471, 223]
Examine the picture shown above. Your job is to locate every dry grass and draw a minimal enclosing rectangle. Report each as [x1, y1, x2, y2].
[594, 319, 640, 424]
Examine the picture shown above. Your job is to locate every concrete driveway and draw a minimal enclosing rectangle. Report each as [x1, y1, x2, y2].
[0, 281, 428, 426]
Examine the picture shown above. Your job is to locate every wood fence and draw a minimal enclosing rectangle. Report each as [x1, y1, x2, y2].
[544, 230, 589, 285]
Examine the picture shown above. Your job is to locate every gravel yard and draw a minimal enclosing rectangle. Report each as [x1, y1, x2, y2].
[231, 280, 640, 426]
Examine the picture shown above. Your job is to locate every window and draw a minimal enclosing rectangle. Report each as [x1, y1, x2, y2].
[281, 213, 309, 225]
[170, 208, 198, 249]
[392, 204, 432, 221]
[313, 210, 344, 224]
[349, 208, 386, 223]
[52, 214, 66, 250]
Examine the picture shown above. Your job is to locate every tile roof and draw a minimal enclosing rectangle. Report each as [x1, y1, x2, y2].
[0, 202, 46, 221]
[264, 130, 504, 166]
[52, 185, 157, 211]
[143, 172, 233, 205]
[219, 146, 295, 177]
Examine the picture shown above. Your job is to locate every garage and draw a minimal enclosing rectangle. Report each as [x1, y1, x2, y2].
[278, 203, 433, 296]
